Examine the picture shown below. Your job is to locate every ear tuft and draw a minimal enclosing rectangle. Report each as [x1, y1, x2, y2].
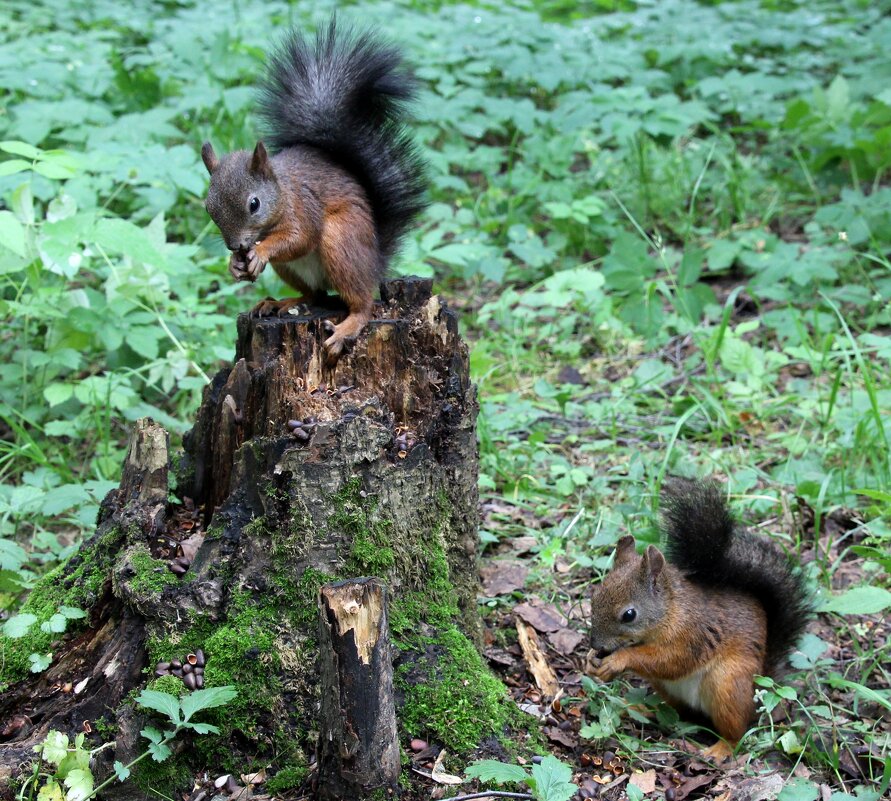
[250, 141, 274, 179]
[643, 545, 665, 588]
[614, 535, 637, 564]
[201, 141, 219, 175]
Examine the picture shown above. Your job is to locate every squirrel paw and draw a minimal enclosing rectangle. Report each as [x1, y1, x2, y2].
[702, 740, 735, 763]
[252, 297, 312, 318]
[229, 253, 252, 282]
[592, 652, 626, 682]
[245, 248, 267, 281]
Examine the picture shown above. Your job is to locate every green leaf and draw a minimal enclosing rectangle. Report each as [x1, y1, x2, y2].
[41, 613, 68, 634]
[3, 612, 38, 638]
[179, 685, 238, 722]
[0, 140, 41, 159]
[0, 159, 31, 176]
[147, 739, 173, 762]
[43, 383, 74, 407]
[0, 210, 26, 257]
[135, 689, 181, 725]
[778, 730, 803, 754]
[63, 767, 94, 801]
[37, 730, 70, 766]
[530, 756, 578, 801]
[60, 606, 87, 620]
[37, 781, 65, 801]
[29, 652, 52, 672]
[186, 722, 221, 735]
[819, 586, 891, 615]
[113, 760, 131, 782]
[465, 759, 530, 785]
[778, 778, 819, 801]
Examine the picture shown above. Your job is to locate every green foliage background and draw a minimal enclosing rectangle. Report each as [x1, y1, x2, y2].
[1, 0, 890, 789]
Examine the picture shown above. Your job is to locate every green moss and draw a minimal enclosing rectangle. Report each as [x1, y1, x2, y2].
[397, 626, 516, 754]
[0, 527, 122, 689]
[265, 765, 309, 794]
[332, 477, 396, 576]
[126, 545, 179, 596]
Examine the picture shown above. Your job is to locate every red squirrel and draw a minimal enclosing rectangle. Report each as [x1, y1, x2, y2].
[588, 480, 811, 761]
[201, 20, 427, 366]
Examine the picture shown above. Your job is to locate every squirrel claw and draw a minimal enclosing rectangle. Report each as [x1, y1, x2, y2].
[322, 320, 337, 335]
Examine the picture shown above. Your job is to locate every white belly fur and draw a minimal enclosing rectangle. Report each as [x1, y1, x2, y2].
[660, 670, 707, 714]
[273, 252, 328, 292]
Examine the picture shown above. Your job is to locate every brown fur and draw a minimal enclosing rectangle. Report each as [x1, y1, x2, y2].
[589, 536, 768, 761]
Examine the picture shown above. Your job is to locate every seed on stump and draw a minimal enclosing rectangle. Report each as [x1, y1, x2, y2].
[293, 428, 310, 442]
[287, 419, 303, 431]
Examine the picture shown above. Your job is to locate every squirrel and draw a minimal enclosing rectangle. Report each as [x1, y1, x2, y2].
[588, 479, 811, 762]
[201, 19, 427, 366]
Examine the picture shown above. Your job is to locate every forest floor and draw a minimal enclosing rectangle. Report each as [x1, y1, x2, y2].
[1, 0, 890, 799]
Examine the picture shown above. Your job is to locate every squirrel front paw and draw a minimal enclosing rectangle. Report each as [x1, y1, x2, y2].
[593, 652, 627, 682]
[228, 252, 251, 282]
[245, 248, 267, 282]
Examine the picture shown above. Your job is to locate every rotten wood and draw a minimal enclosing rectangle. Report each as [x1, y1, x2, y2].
[317, 578, 399, 800]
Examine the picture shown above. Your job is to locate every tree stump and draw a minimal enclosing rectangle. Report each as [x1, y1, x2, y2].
[0, 279, 507, 798]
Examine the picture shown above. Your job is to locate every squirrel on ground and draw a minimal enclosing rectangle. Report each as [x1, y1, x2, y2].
[201, 19, 427, 366]
[588, 479, 811, 762]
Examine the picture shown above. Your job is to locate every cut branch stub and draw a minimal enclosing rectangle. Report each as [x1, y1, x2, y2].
[317, 577, 399, 800]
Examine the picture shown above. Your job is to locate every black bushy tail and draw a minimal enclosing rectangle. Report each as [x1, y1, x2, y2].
[660, 479, 812, 675]
[257, 18, 427, 260]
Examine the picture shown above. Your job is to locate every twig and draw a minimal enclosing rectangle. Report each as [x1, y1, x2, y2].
[447, 793, 535, 801]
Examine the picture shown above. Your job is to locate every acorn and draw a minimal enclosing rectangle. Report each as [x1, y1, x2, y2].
[293, 428, 310, 442]
[287, 419, 303, 430]
[155, 662, 170, 676]
[183, 671, 197, 690]
[182, 662, 193, 675]
[170, 659, 181, 670]
[195, 673, 205, 689]
[195, 649, 205, 667]
[169, 562, 187, 575]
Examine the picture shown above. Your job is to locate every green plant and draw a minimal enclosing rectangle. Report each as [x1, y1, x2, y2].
[465, 755, 578, 801]
[18, 685, 237, 800]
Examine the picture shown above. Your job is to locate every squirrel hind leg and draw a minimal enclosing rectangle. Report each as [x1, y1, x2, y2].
[702, 739, 736, 763]
[321, 309, 372, 367]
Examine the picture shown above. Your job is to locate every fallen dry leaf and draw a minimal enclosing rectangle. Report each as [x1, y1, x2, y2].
[548, 627, 585, 655]
[629, 769, 657, 793]
[514, 600, 567, 632]
[480, 560, 529, 596]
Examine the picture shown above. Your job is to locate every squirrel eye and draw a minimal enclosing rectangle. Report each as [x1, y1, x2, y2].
[621, 608, 637, 624]
[249, 196, 260, 214]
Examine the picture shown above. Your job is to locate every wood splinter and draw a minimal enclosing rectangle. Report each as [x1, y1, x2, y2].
[317, 577, 399, 800]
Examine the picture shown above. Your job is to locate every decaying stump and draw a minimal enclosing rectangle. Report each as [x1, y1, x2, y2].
[317, 578, 399, 799]
[0, 419, 166, 769]
[0, 278, 490, 797]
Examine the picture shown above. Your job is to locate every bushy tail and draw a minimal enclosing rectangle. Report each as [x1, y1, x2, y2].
[660, 479, 811, 675]
[258, 18, 427, 259]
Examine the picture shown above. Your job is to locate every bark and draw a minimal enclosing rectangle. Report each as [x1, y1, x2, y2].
[0, 279, 482, 796]
[317, 578, 399, 799]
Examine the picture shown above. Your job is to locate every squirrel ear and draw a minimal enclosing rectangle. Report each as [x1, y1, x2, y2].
[201, 142, 219, 175]
[614, 535, 637, 565]
[642, 545, 665, 588]
[250, 141, 274, 179]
